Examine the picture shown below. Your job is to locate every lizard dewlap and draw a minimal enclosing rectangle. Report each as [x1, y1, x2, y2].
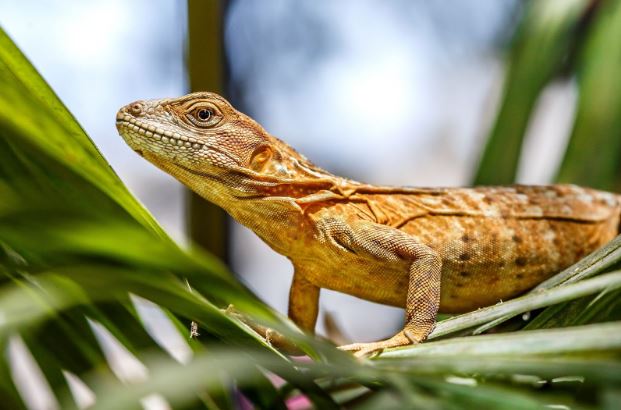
[117, 92, 621, 356]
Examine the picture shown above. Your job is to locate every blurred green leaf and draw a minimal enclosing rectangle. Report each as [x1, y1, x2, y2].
[473, 0, 589, 185]
[0, 26, 166, 237]
[556, 0, 621, 190]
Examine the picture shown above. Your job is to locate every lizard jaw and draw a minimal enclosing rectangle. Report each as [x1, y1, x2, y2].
[115, 116, 206, 155]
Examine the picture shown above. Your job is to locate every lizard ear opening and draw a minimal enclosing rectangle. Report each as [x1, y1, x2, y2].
[249, 145, 273, 172]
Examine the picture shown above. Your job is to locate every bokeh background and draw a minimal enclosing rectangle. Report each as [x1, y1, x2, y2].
[0, 0, 591, 342]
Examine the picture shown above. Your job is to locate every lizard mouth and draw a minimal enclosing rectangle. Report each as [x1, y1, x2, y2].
[116, 117, 205, 150]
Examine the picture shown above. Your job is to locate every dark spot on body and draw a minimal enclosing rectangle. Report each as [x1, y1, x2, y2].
[459, 253, 471, 261]
[483, 195, 493, 204]
[516, 274, 524, 280]
[455, 282, 464, 288]
[515, 257, 528, 267]
[459, 271, 470, 277]
[461, 234, 470, 242]
[512, 235, 522, 243]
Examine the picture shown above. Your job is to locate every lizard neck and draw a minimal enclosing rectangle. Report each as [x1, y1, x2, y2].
[152, 156, 354, 254]
[220, 175, 361, 255]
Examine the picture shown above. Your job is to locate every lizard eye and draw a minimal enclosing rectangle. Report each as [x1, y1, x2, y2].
[185, 104, 222, 127]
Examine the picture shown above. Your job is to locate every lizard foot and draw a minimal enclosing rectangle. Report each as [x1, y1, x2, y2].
[338, 331, 416, 358]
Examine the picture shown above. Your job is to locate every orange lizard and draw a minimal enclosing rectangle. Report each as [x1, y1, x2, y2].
[116, 92, 621, 356]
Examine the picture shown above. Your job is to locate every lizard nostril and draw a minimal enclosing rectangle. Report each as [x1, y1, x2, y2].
[129, 102, 144, 116]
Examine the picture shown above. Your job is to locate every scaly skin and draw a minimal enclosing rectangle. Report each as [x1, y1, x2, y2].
[116, 92, 621, 356]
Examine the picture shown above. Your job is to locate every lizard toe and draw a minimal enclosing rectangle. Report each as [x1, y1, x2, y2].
[338, 331, 415, 357]
[337, 342, 364, 352]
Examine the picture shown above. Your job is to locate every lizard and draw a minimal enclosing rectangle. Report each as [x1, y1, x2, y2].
[116, 92, 621, 357]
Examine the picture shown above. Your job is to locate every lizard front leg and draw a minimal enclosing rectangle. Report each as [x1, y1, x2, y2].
[288, 268, 320, 333]
[325, 219, 442, 357]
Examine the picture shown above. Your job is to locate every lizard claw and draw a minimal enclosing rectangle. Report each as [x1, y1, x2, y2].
[337, 342, 383, 359]
[338, 331, 416, 358]
[264, 328, 276, 345]
[223, 304, 237, 314]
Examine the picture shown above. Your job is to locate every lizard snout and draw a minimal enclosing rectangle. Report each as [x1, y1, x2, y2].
[116, 101, 147, 133]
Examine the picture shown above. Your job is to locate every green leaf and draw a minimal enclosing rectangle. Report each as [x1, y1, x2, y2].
[0, 27, 166, 237]
[473, 0, 589, 185]
[425, 270, 621, 340]
[380, 321, 621, 358]
[556, 0, 621, 189]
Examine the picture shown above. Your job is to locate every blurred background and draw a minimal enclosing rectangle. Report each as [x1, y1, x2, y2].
[0, 0, 610, 343]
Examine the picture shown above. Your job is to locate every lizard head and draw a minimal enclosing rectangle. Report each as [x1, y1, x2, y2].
[116, 92, 337, 203]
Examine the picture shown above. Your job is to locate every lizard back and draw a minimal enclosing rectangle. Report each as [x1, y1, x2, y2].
[352, 184, 620, 312]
